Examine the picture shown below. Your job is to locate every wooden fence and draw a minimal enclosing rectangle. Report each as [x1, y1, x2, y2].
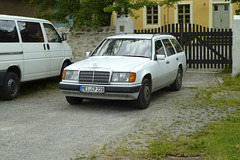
[134, 23, 233, 69]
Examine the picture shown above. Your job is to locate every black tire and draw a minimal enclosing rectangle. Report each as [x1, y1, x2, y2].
[134, 78, 151, 109]
[66, 96, 83, 105]
[170, 67, 183, 91]
[0, 72, 20, 100]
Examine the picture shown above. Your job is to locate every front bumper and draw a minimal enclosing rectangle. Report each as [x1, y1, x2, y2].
[59, 82, 141, 100]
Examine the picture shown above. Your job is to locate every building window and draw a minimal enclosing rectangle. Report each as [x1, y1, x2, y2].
[147, 6, 158, 25]
[178, 4, 190, 24]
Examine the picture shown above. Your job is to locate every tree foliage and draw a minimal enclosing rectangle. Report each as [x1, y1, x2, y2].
[24, 0, 180, 27]
[227, 0, 240, 14]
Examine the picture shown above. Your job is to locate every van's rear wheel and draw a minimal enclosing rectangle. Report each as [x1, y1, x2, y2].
[66, 96, 83, 105]
[0, 72, 20, 100]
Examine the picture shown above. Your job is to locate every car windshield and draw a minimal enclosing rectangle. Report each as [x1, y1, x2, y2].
[93, 39, 152, 58]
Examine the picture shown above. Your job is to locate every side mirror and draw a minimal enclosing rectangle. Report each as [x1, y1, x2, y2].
[156, 55, 165, 60]
[61, 33, 67, 41]
[86, 52, 91, 57]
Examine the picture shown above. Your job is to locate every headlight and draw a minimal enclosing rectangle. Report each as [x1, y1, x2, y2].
[111, 72, 136, 82]
[63, 70, 79, 81]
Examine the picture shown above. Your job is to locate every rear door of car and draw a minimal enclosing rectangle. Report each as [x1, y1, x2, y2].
[162, 39, 178, 82]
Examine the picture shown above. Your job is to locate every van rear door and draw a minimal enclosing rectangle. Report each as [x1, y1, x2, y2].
[17, 21, 50, 81]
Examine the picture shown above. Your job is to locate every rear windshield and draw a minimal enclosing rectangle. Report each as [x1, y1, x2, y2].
[93, 39, 152, 58]
[0, 20, 19, 42]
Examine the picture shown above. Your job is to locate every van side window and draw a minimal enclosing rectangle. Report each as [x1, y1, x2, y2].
[17, 21, 44, 42]
[162, 39, 176, 56]
[43, 23, 61, 42]
[0, 20, 19, 42]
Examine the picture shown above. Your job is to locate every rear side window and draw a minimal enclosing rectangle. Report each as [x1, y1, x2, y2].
[17, 21, 44, 42]
[162, 39, 176, 56]
[170, 39, 183, 53]
[0, 20, 19, 42]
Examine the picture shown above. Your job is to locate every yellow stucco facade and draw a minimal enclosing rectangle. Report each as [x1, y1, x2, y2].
[112, 0, 239, 30]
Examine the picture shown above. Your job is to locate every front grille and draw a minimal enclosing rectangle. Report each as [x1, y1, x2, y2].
[79, 71, 110, 84]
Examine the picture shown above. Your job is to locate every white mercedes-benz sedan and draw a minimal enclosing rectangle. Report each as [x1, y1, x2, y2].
[59, 34, 187, 109]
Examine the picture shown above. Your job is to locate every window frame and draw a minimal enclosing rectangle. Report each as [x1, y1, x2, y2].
[174, 1, 193, 24]
[143, 5, 161, 28]
[178, 4, 191, 24]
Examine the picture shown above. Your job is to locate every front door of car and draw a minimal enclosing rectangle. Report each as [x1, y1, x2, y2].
[18, 21, 50, 81]
[43, 23, 65, 76]
[153, 40, 171, 88]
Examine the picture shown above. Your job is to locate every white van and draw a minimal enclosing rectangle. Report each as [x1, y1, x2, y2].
[0, 14, 73, 100]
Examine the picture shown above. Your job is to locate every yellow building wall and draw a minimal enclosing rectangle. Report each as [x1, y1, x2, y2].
[192, 0, 209, 27]
[123, 0, 239, 30]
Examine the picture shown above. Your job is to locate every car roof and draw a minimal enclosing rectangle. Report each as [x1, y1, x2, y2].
[0, 14, 50, 23]
[107, 34, 175, 40]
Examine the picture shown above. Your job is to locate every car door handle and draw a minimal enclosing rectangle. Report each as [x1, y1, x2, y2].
[176, 57, 179, 61]
[47, 44, 50, 50]
[166, 61, 170, 64]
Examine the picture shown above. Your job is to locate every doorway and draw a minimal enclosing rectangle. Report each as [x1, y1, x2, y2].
[213, 4, 230, 29]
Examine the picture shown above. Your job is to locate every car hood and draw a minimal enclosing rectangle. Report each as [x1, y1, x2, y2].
[67, 56, 150, 71]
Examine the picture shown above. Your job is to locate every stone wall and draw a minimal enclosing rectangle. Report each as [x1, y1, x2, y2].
[57, 26, 116, 62]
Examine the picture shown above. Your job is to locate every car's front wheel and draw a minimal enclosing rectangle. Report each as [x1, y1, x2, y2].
[66, 96, 83, 105]
[134, 78, 151, 109]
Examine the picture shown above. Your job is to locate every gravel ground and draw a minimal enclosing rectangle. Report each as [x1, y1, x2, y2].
[0, 70, 238, 160]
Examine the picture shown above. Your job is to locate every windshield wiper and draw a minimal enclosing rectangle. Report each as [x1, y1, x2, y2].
[122, 55, 150, 58]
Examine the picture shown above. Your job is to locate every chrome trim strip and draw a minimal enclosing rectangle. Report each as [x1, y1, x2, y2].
[0, 52, 23, 55]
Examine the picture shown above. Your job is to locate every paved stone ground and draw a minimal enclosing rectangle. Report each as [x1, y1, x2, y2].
[183, 69, 223, 88]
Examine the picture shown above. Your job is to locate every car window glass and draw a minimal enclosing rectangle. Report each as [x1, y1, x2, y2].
[162, 39, 176, 56]
[170, 38, 183, 53]
[95, 39, 152, 58]
[155, 40, 165, 55]
[17, 21, 44, 42]
[0, 20, 19, 42]
[43, 23, 61, 42]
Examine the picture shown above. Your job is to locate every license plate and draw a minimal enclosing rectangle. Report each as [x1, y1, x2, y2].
[80, 86, 105, 94]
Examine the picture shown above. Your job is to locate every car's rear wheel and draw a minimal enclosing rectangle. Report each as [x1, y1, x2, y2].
[66, 96, 83, 105]
[0, 72, 20, 100]
[134, 78, 151, 109]
[170, 67, 183, 91]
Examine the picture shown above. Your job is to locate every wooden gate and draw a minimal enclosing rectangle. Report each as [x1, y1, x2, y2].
[134, 24, 233, 69]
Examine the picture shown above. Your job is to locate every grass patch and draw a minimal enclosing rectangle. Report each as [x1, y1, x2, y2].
[19, 77, 60, 98]
[221, 68, 232, 74]
[146, 113, 240, 159]
[147, 75, 240, 159]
